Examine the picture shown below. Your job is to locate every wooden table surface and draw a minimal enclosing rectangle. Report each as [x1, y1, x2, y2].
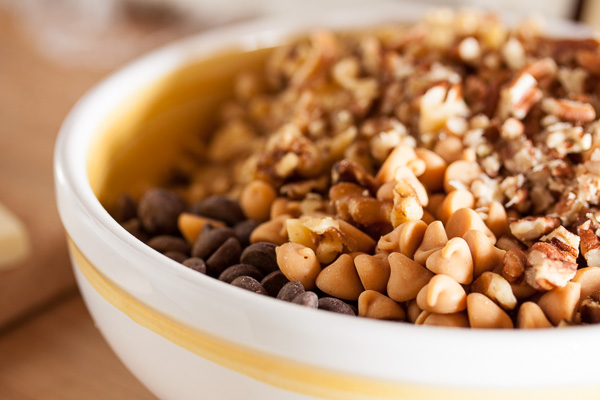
[0, 5, 196, 399]
[0, 294, 156, 400]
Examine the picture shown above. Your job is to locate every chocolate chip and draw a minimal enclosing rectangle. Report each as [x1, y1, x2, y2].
[121, 218, 148, 242]
[182, 257, 207, 274]
[164, 251, 188, 263]
[192, 195, 245, 226]
[219, 264, 264, 284]
[240, 242, 278, 274]
[234, 219, 261, 247]
[113, 194, 137, 223]
[147, 235, 191, 255]
[261, 270, 289, 297]
[206, 237, 242, 277]
[318, 297, 356, 316]
[231, 276, 268, 295]
[138, 188, 186, 235]
[292, 291, 319, 308]
[277, 281, 305, 302]
[191, 227, 235, 259]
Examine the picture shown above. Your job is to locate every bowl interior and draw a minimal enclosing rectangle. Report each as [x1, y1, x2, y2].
[88, 47, 271, 207]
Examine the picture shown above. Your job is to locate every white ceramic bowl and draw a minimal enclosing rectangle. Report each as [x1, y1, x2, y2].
[55, 4, 600, 400]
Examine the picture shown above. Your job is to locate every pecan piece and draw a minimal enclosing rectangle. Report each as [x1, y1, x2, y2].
[539, 226, 580, 262]
[576, 50, 600, 75]
[578, 219, 600, 268]
[541, 98, 596, 123]
[509, 216, 561, 243]
[525, 238, 578, 291]
[496, 72, 542, 120]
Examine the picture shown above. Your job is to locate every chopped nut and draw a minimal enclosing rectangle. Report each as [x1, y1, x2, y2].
[575, 49, 600, 75]
[500, 117, 524, 140]
[525, 241, 578, 291]
[524, 57, 557, 83]
[501, 248, 527, 283]
[331, 159, 379, 195]
[458, 37, 481, 63]
[509, 216, 561, 243]
[545, 122, 592, 156]
[501, 37, 526, 70]
[541, 98, 596, 123]
[391, 179, 424, 227]
[539, 226, 580, 262]
[471, 272, 517, 310]
[280, 176, 329, 200]
[419, 82, 469, 134]
[578, 219, 600, 267]
[496, 72, 542, 120]
[557, 67, 587, 94]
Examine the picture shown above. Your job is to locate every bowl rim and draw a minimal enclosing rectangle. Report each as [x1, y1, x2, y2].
[54, 2, 600, 389]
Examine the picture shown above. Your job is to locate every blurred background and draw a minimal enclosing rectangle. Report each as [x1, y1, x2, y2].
[0, 0, 598, 398]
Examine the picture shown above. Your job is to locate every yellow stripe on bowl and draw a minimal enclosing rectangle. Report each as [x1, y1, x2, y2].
[68, 237, 598, 400]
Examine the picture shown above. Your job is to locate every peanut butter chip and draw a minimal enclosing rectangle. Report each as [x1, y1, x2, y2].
[434, 135, 464, 164]
[354, 254, 390, 293]
[276, 242, 321, 290]
[406, 300, 422, 323]
[517, 302, 553, 329]
[358, 290, 406, 321]
[416, 274, 467, 314]
[537, 282, 581, 325]
[463, 230, 505, 278]
[250, 214, 290, 245]
[377, 220, 427, 258]
[443, 160, 481, 193]
[240, 180, 277, 221]
[376, 142, 418, 184]
[387, 252, 434, 302]
[486, 201, 509, 238]
[414, 221, 448, 265]
[426, 238, 474, 284]
[572, 267, 600, 307]
[467, 293, 514, 329]
[439, 190, 475, 225]
[338, 219, 376, 253]
[415, 147, 447, 193]
[177, 213, 226, 245]
[426, 193, 445, 220]
[421, 312, 469, 328]
[316, 254, 364, 300]
[446, 208, 496, 244]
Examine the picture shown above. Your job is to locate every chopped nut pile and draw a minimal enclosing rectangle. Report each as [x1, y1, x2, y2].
[113, 9, 600, 328]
